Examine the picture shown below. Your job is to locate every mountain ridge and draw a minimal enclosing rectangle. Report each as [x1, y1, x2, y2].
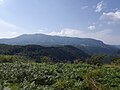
[0, 33, 105, 46]
[0, 33, 119, 55]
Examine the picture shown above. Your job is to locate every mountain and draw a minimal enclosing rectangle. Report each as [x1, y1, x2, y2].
[0, 44, 90, 62]
[118, 50, 120, 53]
[0, 34, 118, 54]
[0, 34, 105, 46]
[77, 45, 118, 55]
[114, 45, 120, 49]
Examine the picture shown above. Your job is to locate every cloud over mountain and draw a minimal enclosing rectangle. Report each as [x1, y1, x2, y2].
[100, 10, 120, 23]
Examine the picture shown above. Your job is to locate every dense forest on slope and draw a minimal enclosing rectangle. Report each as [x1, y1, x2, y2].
[0, 44, 90, 62]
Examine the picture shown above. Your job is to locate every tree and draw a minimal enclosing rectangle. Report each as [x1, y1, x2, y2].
[110, 58, 120, 65]
[86, 55, 106, 65]
[40, 56, 52, 63]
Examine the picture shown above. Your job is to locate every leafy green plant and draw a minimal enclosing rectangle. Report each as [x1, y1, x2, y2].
[0, 62, 119, 90]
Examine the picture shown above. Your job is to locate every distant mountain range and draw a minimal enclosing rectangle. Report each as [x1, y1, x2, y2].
[0, 34, 119, 55]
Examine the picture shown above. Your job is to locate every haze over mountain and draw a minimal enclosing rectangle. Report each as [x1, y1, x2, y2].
[0, 34, 118, 55]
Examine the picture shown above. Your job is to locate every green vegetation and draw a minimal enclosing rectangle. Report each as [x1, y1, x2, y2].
[0, 60, 119, 90]
[110, 58, 120, 65]
[0, 44, 90, 62]
[86, 54, 106, 65]
[40, 56, 52, 63]
[0, 44, 119, 90]
[0, 55, 33, 63]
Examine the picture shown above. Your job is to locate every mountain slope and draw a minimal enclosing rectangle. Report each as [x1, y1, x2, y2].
[0, 34, 105, 46]
[0, 44, 90, 62]
[0, 34, 118, 54]
[77, 45, 118, 55]
[114, 45, 120, 49]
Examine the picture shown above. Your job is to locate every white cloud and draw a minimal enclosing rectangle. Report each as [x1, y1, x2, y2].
[0, 19, 18, 29]
[10, 31, 17, 35]
[100, 10, 120, 23]
[48, 29, 83, 37]
[48, 28, 111, 39]
[46, 28, 119, 44]
[88, 25, 95, 30]
[0, 31, 17, 38]
[0, 19, 21, 38]
[38, 29, 44, 32]
[95, 1, 105, 12]
[81, 6, 88, 10]
[39, 28, 48, 31]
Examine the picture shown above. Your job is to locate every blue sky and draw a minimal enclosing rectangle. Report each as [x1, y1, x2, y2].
[0, 0, 120, 44]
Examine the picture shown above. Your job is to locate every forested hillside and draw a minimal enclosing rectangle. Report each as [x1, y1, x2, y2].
[0, 44, 90, 62]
